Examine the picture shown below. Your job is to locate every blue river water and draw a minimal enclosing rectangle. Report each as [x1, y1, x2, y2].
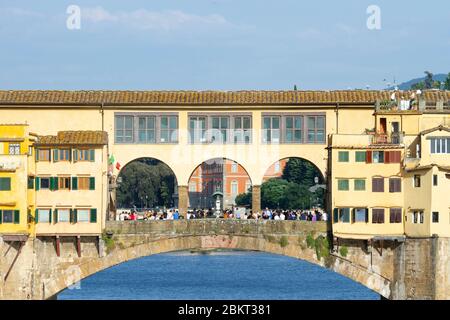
[58, 250, 379, 300]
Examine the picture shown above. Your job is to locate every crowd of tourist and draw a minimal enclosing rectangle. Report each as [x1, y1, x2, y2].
[118, 207, 327, 222]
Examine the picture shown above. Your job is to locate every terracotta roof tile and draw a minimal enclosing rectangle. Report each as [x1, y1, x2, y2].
[36, 131, 108, 146]
[0, 90, 448, 106]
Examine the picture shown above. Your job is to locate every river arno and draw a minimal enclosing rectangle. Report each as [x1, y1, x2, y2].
[58, 250, 379, 300]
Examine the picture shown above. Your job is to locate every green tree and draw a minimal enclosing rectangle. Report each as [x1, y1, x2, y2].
[282, 158, 322, 187]
[261, 178, 289, 209]
[424, 71, 433, 89]
[444, 73, 450, 90]
[235, 190, 252, 206]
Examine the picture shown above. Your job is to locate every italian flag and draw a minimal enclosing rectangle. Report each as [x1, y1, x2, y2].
[108, 154, 121, 171]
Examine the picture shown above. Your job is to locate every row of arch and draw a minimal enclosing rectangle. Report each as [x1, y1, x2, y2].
[115, 156, 326, 210]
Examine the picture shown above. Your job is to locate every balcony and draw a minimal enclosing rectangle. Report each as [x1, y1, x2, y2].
[375, 98, 450, 113]
[371, 132, 403, 145]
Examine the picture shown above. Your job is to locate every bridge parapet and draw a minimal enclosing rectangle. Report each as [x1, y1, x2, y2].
[104, 220, 329, 238]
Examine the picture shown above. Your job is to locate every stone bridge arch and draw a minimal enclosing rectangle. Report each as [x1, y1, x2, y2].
[37, 221, 391, 300]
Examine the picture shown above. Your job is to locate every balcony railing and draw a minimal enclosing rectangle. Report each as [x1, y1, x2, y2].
[375, 99, 450, 113]
[371, 132, 403, 145]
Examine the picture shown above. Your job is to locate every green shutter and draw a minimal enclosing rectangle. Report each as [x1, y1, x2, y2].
[53, 149, 59, 162]
[72, 177, 78, 190]
[338, 179, 349, 191]
[35, 149, 39, 161]
[50, 177, 58, 191]
[333, 208, 338, 223]
[73, 149, 78, 162]
[35, 209, 39, 223]
[0, 210, 2, 224]
[73, 209, 78, 223]
[14, 210, 20, 224]
[70, 209, 74, 223]
[355, 151, 366, 162]
[338, 151, 349, 162]
[90, 149, 95, 162]
[54, 209, 58, 223]
[49, 209, 52, 223]
[343, 208, 350, 223]
[35, 177, 40, 191]
[89, 177, 95, 190]
[90, 209, 97, 223]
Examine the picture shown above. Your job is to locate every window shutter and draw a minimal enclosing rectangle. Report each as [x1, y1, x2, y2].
[90, 149, 95, 162]
[394, 151, 401, 163]
[53, 149, 59, 162]
[54, 209, 58, 223]
[73, 149, 78, 162]
[74, 209, 78, 223]
[333, 208, 338, 223]
[49, 209, 52, 223]
[366, 151, 372, 163]
[90, 208, 97, 223]
[365, 209, 369, 222]
[385, 151, 390, 164]
[0, 210, 2, 224]
[14, 210, 20, 224]
[49, 177, 54, 191]
[70, 209, 74, 223]
[35, 149, 39, 162]
[35, 177, 40, 191]
[351, 208, 355, 223]
[89, 177, 95, 190]
[35, 209, 39, 223]
[72, 177, 78, 190]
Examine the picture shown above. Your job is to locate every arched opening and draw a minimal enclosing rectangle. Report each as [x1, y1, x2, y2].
[187, 158, 252, 214]
[261, 157, 326, 211]
[57, 250, 379, 300]
[114, 158, 178, 216]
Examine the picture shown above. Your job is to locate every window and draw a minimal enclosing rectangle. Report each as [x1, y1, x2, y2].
[1, 210, 12, 223]
[37, 149, 50, 161]
[414, 175, 421, 188]
[189, 116, 207, 143]
[189, 182, 197, 192]
[285, 116, 303, 143]
[77, 209, 90, 222]
[372, 177, 384, 192]
[430, 137, 450, 154]
[412, 210, 424, 224]
[231, 163, 238, 173]
[390, 208, 402, 223]
[372, 208, 385, 223]
[355, 151, 366, 162]
[389, 177, 402, 193]
[28, 146, 33, 156]
[353, 208, 368, 223]
[74, 149, 95, 162]
[78, 177, 90, 190]
[338, 179, 349, 191]
[338, 151, 349, 162]
[372, 151, 384, 163]
[433, 174, 438, 186]
[385, 151, 401, 163]
[115, 115, 134, 143]
[57, 209, 70, 222]
[233, 116, 252, 143]
[58, 177, 71, 190]
[160, 116, 178, 143]
[231, 181, 238, 195]
[274, 161, 280, 173]
[9, 143, 20, 155]
[354, 179, 366, 191]
[338, 208, 350, 223]
[245, 180, 251, 192]
[263, 116, 280, 143]
[0, 177, 11, 191]
[53, 149, 70, 162]
[307, 116, 325, 143]
[138, 116, 156, 143]
[37, 209, 50, 223]
[432, 212, 439, 223]
[40, 177, 50, 190]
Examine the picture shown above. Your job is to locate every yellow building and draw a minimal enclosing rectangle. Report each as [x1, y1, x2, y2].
[331, 93, 450, 240]
[33, 131, 108, 247]
[0, 124, 36, 237]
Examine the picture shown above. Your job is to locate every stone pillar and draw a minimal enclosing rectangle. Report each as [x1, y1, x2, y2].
[178, 185, 189, 217]
[252, 185, 261, 213]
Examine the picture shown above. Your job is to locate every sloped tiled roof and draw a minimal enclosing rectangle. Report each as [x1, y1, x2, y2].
[0, 90, 448, 106]
[36, 131, 108, 146]
[419, 125, 450, 135]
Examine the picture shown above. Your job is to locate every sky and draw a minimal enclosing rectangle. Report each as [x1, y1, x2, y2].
[0, 0, 449, 90]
